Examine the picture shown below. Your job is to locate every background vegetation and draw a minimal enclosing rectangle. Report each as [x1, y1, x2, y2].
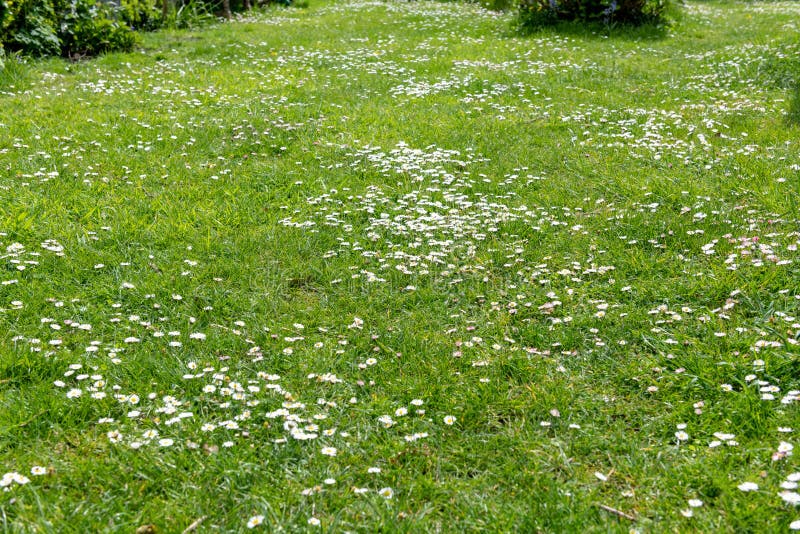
[0, 0, 289, 59]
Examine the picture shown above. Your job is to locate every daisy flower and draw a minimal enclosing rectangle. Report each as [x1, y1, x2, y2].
[247, 515, 265, 529]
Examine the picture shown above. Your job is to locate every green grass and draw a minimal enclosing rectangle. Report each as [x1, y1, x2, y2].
[2, 0, 800, 531]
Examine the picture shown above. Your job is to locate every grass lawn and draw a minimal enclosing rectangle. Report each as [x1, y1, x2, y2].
[1, 0, 800, 531]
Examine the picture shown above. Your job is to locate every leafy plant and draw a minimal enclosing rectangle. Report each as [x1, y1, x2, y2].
[119, 0, 164, 31]
[164, 0, 215, 29]
[57, 0, 138, 57]
[0, 0, 137, 58]
[0, 49, 28, 89]
[0, 0, 60, 56]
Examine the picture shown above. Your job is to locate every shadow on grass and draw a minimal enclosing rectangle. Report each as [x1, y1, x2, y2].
[766, 53, 800, 126]
[512, 14, 673, 41]
[785, 52, 800, 125]
[535, 21, 668, 41]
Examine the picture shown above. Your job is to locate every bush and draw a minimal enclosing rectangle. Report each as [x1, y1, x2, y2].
[0, 0, 60, 56]
[56, 0, 138, 57]
[518, 0, 671, 28]
[0, 0, 138, 57]
[120, 0, 164, 31]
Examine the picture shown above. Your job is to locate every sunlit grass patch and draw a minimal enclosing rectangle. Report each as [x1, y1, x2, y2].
[1, 0, 800, 531]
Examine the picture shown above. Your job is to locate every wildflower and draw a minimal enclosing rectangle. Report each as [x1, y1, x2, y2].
[443, 415, 456, 425]
[378, 487, 394, 499]
[738, 482, 759, 492]
[9, 472, 29, 485]
[320, 447, 337, 457]
[308, 517, 321, 526]
[247, 515, 265, 529]
[378, 415, 395, 428]
[780, 491, 800, 505]
[30, 466, 46, 476]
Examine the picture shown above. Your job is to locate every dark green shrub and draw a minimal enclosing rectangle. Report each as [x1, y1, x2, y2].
[518, 0, 671, 28]
[0, 0, 137, 57]
[56, 0, 138, 57]
[0, 0, 60, 56]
